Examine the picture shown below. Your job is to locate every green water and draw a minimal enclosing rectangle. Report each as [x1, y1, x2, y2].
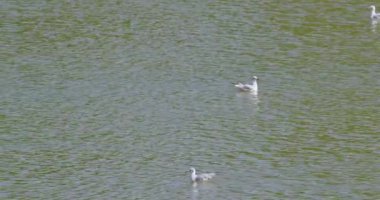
[1, 0, 379, 199]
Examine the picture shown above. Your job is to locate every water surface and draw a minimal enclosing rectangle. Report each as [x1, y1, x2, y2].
[1, 0, 379, 199]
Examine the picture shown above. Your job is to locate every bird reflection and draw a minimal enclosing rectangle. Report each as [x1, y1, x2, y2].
[190, 186, 199, 200]
[236, 92, 259, 105]
[189, 181, 216, 200]
[371, 19, 378, 32]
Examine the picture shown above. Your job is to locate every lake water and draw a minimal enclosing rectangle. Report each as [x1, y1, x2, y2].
[1, 0, 379, 199]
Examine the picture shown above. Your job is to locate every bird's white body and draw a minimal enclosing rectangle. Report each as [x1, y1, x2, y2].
[189, 167, 215, 182]
[234, 76, 258, 94]
[370, 5, 380, 20]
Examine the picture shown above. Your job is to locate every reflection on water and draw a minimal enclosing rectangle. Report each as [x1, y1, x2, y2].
[236, 92, 259, 105]
[190, 185, 199, 200]
[371, 19, 378, 32]
[235, 92, 260, 115]
[190, 182, 217, 200]
[2, 0, 380, 199]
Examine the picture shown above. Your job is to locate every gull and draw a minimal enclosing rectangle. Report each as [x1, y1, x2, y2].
[234, 76, 258, 94]
[369, 5, 380, 20]
[188, 167, 215, 182]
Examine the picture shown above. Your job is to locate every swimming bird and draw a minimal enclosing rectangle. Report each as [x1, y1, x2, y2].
[188, 167, 215, 182]
[234, 76, 258, 94]
[369, 5, 380, 20]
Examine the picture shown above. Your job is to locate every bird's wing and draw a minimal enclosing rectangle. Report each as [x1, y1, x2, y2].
[242, 85, 253, 90]
[235, 83, 253, 90]
[234, 83, 244, 88]
[198, 173, 216, 181]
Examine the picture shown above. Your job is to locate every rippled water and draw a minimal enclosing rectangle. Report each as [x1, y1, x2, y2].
[1, 0, 379, 199]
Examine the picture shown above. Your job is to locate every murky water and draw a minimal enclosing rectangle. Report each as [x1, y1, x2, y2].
[1, 0, 379, 199]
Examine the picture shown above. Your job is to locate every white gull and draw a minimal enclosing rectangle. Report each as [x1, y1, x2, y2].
[234, 75, 258, 94]
[369, 5, 380, 20]
[188, 167, 215, 182]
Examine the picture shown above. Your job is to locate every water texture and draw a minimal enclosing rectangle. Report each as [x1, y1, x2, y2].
[1, 0, 379, 199]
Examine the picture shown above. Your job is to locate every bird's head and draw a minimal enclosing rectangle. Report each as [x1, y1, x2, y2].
[189, 167, 196, 173]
